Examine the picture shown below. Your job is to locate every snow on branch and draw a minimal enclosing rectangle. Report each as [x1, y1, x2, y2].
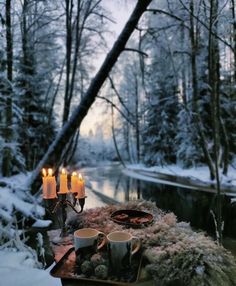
[124, 48, 148, 57]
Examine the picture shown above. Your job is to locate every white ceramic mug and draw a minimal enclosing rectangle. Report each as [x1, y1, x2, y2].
[74, 228, 106, 255]
[107, 231, 141, 273]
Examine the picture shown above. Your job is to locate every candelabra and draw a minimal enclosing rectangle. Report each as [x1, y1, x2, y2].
[44, 193, 86, 237]
[42, 168, 86, 237]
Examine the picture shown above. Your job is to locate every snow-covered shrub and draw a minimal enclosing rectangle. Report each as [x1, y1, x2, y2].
[175, 108, 203, 168]
[0, 216, 42, 269]
[0, 173, 45, 264]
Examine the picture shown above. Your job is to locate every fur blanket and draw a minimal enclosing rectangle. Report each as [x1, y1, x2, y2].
[67, 200, 236, 286]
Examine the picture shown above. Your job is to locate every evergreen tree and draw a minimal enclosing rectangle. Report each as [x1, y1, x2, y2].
[15, 0, 56, 170]
[0, 48, 25, 174]
[143, 55, 179, 166]
[176, 107, 203, 167]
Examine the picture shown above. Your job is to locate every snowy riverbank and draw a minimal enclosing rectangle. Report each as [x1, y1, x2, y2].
[1, 162, 236, 286]
[124, 164, 236, 195]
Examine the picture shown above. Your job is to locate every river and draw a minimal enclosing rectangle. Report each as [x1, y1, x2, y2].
[82, 163, 236, 255]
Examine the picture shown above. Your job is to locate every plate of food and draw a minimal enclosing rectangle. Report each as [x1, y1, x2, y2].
[110, 209, 154, 228]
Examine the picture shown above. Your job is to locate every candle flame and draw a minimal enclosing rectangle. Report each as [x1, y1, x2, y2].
[72, 171, 77, 176]
[42, 168, 47, 177]
[79, 173, 83, 180]
[48, 168, 53, 176]
[61, 168, 66, 175]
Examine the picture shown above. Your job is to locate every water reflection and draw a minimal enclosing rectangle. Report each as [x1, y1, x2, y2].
[83, 163, 236, 239]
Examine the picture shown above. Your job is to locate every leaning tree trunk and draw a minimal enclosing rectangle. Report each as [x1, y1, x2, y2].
[28, 0, 152, 193]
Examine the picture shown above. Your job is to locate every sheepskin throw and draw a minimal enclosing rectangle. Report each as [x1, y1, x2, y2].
[67, 200, 236, 286]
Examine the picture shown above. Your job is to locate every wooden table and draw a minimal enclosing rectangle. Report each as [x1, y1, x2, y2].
[48, 230, 154, 286]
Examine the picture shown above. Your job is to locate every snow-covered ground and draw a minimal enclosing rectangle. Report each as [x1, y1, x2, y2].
[0, 172, 60, 286]
[0, 250, 61, 286]
[0, 172, 106, 286]
[1, 162, 236, 286]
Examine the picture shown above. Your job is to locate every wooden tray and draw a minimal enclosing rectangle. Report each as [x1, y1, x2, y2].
[110, 209, 154, 228]
[50, 247, 143, 285]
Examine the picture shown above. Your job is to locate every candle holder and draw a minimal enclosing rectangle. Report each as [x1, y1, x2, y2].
[42, 168, 86, 237]
[44, 193, 87, 237]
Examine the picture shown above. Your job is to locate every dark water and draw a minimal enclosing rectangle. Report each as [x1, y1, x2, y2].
[83, 163, 236, 241]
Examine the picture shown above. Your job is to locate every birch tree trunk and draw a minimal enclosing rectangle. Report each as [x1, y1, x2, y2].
[134, 75, 140, 163]
[209, 0, 222, 245]
[28, 0, 152, 193]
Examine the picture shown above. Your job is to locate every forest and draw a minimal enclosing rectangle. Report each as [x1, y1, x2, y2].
[1, 0, 236, 179]
[1, 0, 236, 285]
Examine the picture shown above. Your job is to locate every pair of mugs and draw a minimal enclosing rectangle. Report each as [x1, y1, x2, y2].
[74, 228, 141, 272]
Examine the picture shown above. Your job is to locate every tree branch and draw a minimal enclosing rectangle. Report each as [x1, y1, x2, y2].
[124, 48, 148, 57]
[108, 75, 135, 119]
[178, 0, 233, 50]
[28, 0, 152, 192]
[146, 8, 184, 23]
[97, 96, 135, 127]
[111, 105, 126, 167]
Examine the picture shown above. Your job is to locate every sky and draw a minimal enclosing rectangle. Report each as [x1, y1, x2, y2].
[80, 1, 136, 137]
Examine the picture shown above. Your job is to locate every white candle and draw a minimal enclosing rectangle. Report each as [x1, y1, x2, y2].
[42, 168, 57, 199]
[71, 172, 79, 193]
[76, 173, 85, 199]
[42, 168, 48, 199]
[59, 168, 68, 194]
[47, 168, 57, 199]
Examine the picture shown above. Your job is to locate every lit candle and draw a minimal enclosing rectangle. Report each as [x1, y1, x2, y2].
[59, 168, 68, 194]
[47, 168, 57, 199]
[76, 173, 85, 199]
[71, 172, 79, 193]
[42, 168, 57, 199]
[42, 168, 48, 199]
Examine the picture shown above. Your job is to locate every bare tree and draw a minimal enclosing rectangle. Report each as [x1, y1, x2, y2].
[62, 0, 107, 124]
[189, 0, 215, 180]
[28, 0, 152, 192]
[2, 0, 13, 176]
[61, 0, 110, 165]
[208, 0, 222, 245]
